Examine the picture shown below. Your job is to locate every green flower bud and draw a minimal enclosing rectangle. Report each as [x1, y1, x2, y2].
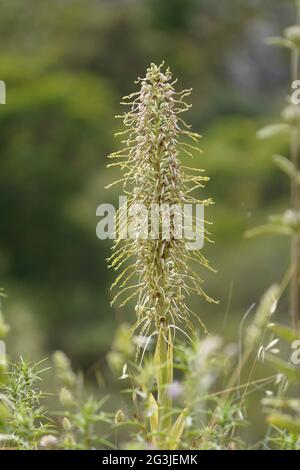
[62, 416, 72, 432]
[114, 408, 125, 424]
[282, 104, 300, 125]
[40, 435, 58, 449]
[59, 387, 74, 408]
[284, 25, 300, 46]
[282, 209, 300, 229]
[52, 350, 76, 388]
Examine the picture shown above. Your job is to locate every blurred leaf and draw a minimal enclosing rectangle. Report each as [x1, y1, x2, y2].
[245, 284, 280, 351]
[245, 224, 293, 238]
[168, 408, 189, 450]
[273, 155, 300, 184]
[167, 329, 173, 388]
[266, 37, 293, 49]
[262, 397, 300, 412]
[0, 313, 9, 339]
[284, 25, 300, 47]
[268, 323, 299, 344]
[148, 393, 158, 447]
[266, 353, 300, 382]
[257, 124, 290, 140]
[267, 414, 300, 434]
[0, 434, 14, 442]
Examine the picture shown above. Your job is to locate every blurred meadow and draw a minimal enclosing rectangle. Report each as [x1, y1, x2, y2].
[0, 0, 299, 446]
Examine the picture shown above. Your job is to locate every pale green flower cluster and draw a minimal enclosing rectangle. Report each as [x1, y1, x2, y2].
[108, 63, 214, 357]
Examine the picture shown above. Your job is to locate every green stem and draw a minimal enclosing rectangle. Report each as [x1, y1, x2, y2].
[154, 327, 173, 448]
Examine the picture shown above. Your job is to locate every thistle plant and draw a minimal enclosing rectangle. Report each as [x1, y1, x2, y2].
[0, 359, 55, 450]
[52, 351, 113, 450]
[107, 63, 213, 448]
[0, 294, 54, 450]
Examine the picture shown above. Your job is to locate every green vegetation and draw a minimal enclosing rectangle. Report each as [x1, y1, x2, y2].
[1, 0, 300, 451]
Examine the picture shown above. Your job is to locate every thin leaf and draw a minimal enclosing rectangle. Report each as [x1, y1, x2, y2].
[273, 154, 300, 184]
[267, 414, 300, 434]
[267, 323, 299, 344]
[245, 224, 293, 238]
[168, 408, 189, 450]
[148, 393, 158, 447]
[266, 353, 300, 382]
[257, 124, 289, 140]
